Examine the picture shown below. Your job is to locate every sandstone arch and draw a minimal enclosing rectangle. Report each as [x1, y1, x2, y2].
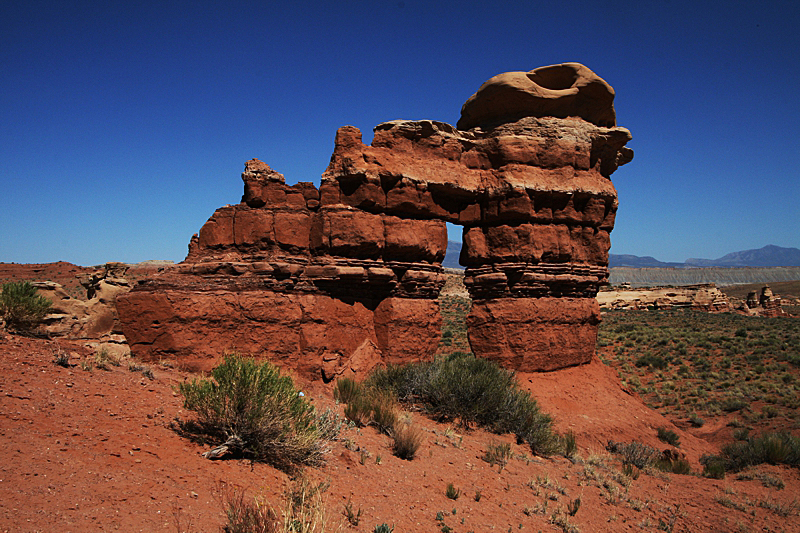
[117, 64, 633, 380]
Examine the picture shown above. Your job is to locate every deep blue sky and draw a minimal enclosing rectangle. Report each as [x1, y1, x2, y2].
[2, 1, 798, 265]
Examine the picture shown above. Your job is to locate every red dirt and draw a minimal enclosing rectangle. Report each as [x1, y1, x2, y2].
[2, 333, 799, 533]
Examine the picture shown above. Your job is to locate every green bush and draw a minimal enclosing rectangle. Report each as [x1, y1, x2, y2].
[689, 414, 705, 427]
[333, 377, 361, 404]
[720, 397, 748, 412]
[561, 430, 578, 458]
[337, 380, 397, 435]
[364, 353, 558, 455]
[606, 440, 661, 469]
[720, 432, 800, 472]
[700, 454, 726, 479]
[656, 457, 692, 475]
[0, 281, 51, 332]
[176, 354, 340, 471]
[445, 483, 460, 500]
[635, 353, 668, 370]
[657, 427, 681, 447]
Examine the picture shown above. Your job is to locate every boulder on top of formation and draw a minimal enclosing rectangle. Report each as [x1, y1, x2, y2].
[118, 63, 633, 378]
[457, 63, 618, 130]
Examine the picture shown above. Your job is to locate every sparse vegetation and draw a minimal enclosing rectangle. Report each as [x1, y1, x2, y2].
[482, 441, 512, 470]
[343, 497, 361, 526]
[606, 440, 661, 469]
[390, 420, 424, 460]
[221, 478, 338, 533]
[597, 309, 800, 424]
[364, 352, 559, 455]
[656, 427, 680, 447]
[561, 430, 578, 458]
[718, 432, 800, 471]
[445, 483, 460, 500]
[176, 354, 341, 471]
[222, 486, 276, 533]
[700, 455, 727, 479]
[0, 281, 51, 332]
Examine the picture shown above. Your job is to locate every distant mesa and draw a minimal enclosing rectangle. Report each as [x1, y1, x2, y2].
[117, 63, 633, 379]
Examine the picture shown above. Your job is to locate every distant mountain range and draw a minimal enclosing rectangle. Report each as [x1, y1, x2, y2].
[611, 245, 800, 268]
[443, 243, 800, 269]
[443, 241, 463, 269]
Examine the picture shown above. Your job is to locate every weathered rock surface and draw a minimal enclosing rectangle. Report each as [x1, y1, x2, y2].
[119, 63, 632, 376]
[596, 284, 731, 312]
[457, 63, 618, 130]
[119, 158, 446, 380]
[34, 263, 132, 340]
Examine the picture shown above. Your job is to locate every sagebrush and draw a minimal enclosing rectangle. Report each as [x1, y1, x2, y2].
[176, 354, 341, 471]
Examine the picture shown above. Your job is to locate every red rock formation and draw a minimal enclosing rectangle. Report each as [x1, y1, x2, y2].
[118, 159, 446, 380]
[741, 285, 788, 317]
[118, 63, 633, 377]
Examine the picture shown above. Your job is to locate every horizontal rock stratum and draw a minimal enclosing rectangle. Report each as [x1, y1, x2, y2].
[117, 63, 633, 379]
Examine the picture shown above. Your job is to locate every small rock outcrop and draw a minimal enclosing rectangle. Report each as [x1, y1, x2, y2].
[118, 63, 633, 378]
[597, 284, 731, 312]
[34, 263, 131, 350]
[743, 285, 787, 317]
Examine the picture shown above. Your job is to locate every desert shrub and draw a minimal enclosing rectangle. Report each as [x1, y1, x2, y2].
[222, 478, 336, 533]
[222, 488, 277, 533]
[720, 397, 748, 412]
[445, 483, 460, 500]
[482, 441, 512, 470]
[656, 427, 681, 447]
[761, 405, 780, 418]
[343, 394, 373, 427]
[567, 496, 581, 516]
[0, 281, 51, 332]
[391, 421, 423, 460]
[333, 377, 361, 404]
[733, 427, 750, 441]
[369, 391, 398, 435]
[364, 353, 558, 455]
[700, 454, 726, 479]
[337, 382, 397, 435]
[635, 353, 667, 370]
[373, 524, 393, 533]
[343, 497, 362, 526]
[561, 430, 578, 458]
[689, 414, 705, 427]
[176, 354, 340, 471]
[606, 440, 661, 469]
[720, 432, 800, 471]
[665, 458, 692, 475]
[281, 478, 335, 533]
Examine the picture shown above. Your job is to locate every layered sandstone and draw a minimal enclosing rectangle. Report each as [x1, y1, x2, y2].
[596, 284, 731, 312]
[742, 286, 788, 317]
[118, 63, 632, 377]
[118, 159, 447, 380]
